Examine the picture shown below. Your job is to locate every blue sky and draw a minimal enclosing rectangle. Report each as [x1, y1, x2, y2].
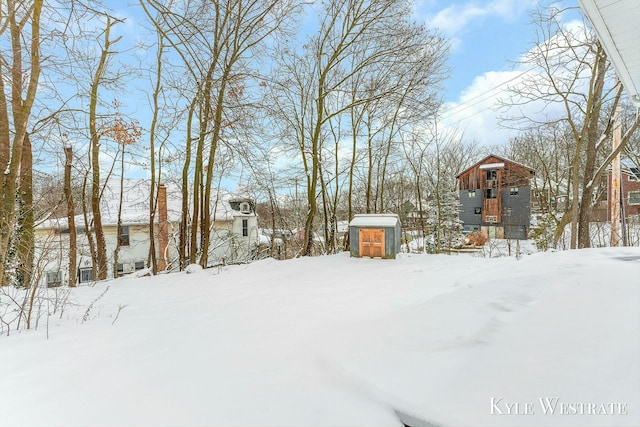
[425, 0, 541, 101]
[413, 0, 583, 145]
[95, 0, 585, 184]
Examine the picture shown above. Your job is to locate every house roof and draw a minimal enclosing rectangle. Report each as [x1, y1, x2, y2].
[455, 154, 535, 179]
[37, 179, 253, 230]
[349, 214, 400, 228]
[577, 0, 640, 106]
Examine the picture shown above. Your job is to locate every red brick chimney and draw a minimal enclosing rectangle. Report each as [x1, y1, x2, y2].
[158, 183, 169, 271]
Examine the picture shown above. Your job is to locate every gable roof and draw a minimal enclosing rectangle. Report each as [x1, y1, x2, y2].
[37, 179, 253, 230]
[349, 214, 400, 228]
[455, 154, 534, 179]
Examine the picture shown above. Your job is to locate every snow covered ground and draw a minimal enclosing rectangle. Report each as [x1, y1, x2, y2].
[1, 247, 639, 427]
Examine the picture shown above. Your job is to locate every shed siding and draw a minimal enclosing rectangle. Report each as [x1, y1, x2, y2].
[349, 215, 401, 259]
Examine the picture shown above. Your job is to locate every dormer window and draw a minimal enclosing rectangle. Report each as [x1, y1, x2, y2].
[239, 201, 251, 213]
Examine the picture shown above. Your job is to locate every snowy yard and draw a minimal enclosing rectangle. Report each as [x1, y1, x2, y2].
[1, 247, 639, 427]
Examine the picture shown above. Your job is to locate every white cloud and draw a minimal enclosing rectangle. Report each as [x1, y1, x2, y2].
[429, 0, 538, 37]
[440, 69, 525, 146]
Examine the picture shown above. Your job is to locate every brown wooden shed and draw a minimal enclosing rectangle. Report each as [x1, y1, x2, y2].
[349, 214, 401, 259]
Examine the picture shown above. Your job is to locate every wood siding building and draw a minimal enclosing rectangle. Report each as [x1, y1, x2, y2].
[456, 155, 534, 239]
[349, 214, 401, 259]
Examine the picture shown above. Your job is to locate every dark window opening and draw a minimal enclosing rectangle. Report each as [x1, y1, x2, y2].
[119, 226, 130, 246]
[485, 188, 497, 199]
[117, 263, 125, 277]
[135, 261, 145, 270]
[242, 219, 248, 237]
[486, 169, 497, 181]
[46, 271, 62, 287]
[510, 187, 519, 196]
[79, 267, 93, 283]
[474, 207, 482, 215]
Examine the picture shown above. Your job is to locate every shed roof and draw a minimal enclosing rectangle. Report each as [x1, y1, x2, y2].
[349, 214, 400, 227]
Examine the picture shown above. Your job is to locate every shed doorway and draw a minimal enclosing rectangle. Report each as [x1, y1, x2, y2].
[359, 229, 385, 258]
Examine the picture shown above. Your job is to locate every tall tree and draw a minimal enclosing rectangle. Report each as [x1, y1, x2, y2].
[269, 0, 447, 256]
[501, 6, 640, 248]
[63, 143, 77, 287]
[141, 0, 298, 267]
[0, 0, 43, 287]
[88, 15, 123, 280]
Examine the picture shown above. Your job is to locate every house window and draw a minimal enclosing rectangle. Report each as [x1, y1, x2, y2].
[119, 226, 130, 246]
[486, 169, 497, 181]
[242, 219, 248, 237]
[510, 187, 519, 196]
[468, 190, 476, 198]
[485, 188, 497, 199]
[474, 207, 482, 215]
[116, 263, 125, 277]
[503, 207, 512, 216]
[79, 267, 93, 283]
[629, 191, 640, 206]
[46, 271, 62, 288]
[135, 261, 145, 271]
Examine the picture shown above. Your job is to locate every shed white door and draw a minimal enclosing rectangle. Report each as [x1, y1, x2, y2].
[359, 229, 385, 258]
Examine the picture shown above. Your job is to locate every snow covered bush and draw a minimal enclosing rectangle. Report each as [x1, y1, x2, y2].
[530, 213, 556, 251]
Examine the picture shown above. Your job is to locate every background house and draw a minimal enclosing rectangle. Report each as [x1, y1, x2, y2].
[457, 154, 534, 239]
[35, 180, 259, 287]
[608, 167, 640, 221]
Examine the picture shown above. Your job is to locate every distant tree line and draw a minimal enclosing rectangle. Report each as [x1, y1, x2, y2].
[1, 1, 638, 287]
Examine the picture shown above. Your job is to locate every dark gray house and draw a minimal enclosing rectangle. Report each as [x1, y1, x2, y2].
[349, 214, 401, 259]
[456, 155, 534, 239]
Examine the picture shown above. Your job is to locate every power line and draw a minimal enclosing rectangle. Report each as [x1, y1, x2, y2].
[440, 67, 536, 123]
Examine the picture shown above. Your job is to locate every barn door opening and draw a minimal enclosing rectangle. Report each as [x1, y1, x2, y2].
[359, 229, 385, 258]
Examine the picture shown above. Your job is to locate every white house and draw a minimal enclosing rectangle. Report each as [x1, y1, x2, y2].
[34, 179, 259, 287]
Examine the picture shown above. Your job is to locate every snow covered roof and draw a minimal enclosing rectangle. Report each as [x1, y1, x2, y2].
[578, 0, 640, 106]
[37, 179, 253, 229]
[349, 214, 400, 228]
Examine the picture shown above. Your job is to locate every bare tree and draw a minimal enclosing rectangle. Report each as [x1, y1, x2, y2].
[63, 143, 77, 287]
[268, 0, 447, 256]
[501, 5, 640, 248]
[0, 0, 43, 287]
[141, 0, 298, 267]
[102, 114, 141, 278]
[86, 15, 124, 280]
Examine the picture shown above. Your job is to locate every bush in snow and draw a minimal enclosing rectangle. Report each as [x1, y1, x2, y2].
[185, 264, 203, 274]
[530, 213, 556, 251]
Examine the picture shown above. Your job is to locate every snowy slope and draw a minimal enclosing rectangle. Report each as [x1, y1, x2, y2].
[1, 248, 638, 427]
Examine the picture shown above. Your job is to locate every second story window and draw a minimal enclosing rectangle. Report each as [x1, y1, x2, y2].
[119, 226, 130, 246]
[242, 219, 248, 237]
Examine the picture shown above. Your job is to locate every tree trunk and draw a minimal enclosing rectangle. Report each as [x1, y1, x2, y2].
[0, 0, 43, 287]
[64, 144, 77, 287]
[180, 99, 197, 269]
[89, 17, 121, 280]
[113, 146, 125, 278]
[17, 133, 34, 288]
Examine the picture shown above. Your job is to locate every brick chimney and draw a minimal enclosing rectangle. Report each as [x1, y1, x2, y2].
[157, 183, 169, 271]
